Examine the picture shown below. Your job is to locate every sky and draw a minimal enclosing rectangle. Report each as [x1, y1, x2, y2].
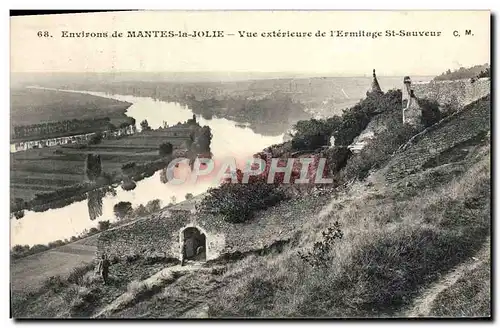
[10, 11, 490, 76]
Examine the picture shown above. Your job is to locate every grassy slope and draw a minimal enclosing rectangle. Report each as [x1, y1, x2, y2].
[208, 138, 490, 318]
[427, 245, 491, 317]
[10, 99, 491, 318]
[11, 258, 175, 318]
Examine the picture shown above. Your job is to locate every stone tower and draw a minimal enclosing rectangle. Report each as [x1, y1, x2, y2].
[402, 76, 422, 127]
[369, 69, 383, 95]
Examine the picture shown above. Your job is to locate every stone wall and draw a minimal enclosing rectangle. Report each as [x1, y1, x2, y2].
[97, 209, 229, 261]
[384, 95, 490, 181]
[97, 193, 332, 262]
[412, 77, 490, 108]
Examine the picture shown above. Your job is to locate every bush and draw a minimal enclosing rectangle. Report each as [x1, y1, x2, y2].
[140, 119, 151, 131]
[48, 240, 65, 248]
[146, 199, 161, 213]
[418, 98, 442, 127]
[70, 286, 101, 316]
[98, 220, 111, 231]
[67, 262, 95, 285]
[133, 204, 148, 217]
[298, 222, 343, 268]
[13, 210, 24, 220]
[291, 118, 340, 151]
[12, 244, 29, 253]
[30, 244, 50, 253]
[121, 179, 137, 191]
[88, 132, 103, 145]
[476, 67, 490, 80]
[197, 180, 287, 223]
[43, 275, 67, 293]
[121, 162, 137, 176]
[342, 123, 418, 181]
[321, 147, 352, 175]
[335, 89, 402, 146]
[114, 201, 133, 219]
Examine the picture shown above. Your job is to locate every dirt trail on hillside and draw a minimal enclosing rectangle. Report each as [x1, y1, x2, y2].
[93, 262, 205, 318]
[404, 240, 490, 318]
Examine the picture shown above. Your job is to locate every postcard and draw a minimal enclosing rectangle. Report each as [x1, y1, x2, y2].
[10, 10, 491, 319]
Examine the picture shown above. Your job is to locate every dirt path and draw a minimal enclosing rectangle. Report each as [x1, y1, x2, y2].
[93, 262, 205, 318]
[405, 240, 490, 318]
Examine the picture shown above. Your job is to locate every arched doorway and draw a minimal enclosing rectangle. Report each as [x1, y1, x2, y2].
[181, 227, 207, 262]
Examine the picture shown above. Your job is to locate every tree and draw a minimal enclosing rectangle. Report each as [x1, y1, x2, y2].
[170, 196, 177, 204]
[185, 193, 194, 200]
[113, 201, 133, 219]
[84, 154, 102, 181]
[121, 162, 137, 176]
[107, 123, 117, 131]
[146, 199, 162, 213]
[121, 178, 137, 191]
[418, 98, 442, 127]
[11, 197, 26, 212]
[133, 204, 148, 217]
[291, 117, 342, 151]
[98, 220, 111, 231]
[140, 119, 151, 131]
[192, 126, 212, 155]
[159, 142, 174, 157]
[88, 132, 103, 145]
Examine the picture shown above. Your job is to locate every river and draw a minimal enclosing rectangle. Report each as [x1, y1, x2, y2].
[10, 89, 284, 247]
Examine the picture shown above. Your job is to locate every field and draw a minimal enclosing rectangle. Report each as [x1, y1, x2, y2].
[10, 88, 132, 134]
[10, 131, 190, 202]
[10, 242, 97, 294]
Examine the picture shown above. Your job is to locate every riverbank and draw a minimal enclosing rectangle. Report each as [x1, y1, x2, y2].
[10, 88, 284, 248]
[10, 132, 183, 214]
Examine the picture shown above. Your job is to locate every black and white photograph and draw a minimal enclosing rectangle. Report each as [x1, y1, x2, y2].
[9, 10, 491, 319]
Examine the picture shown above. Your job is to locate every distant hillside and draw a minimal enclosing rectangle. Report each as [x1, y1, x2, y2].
[434, 64, 490, 81]
[10, 88, 132, 127]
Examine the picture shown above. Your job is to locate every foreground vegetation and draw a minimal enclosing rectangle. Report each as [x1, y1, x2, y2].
[11, 253, 179, 318]
[209, 138, 490, 317]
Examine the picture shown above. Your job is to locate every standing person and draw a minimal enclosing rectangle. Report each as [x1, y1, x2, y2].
[181, 241, 186, 266]
[97, 254, 110, 285]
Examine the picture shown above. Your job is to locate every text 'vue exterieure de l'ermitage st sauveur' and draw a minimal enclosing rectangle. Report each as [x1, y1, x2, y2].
[60, 29, 443, 39]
